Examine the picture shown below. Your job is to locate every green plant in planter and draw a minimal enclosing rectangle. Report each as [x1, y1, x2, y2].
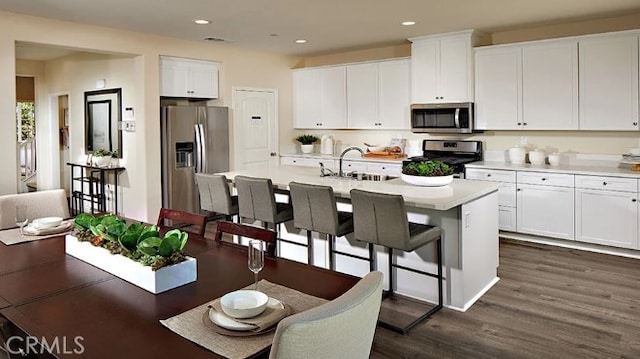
[402, 160, 454, 177]
[295, 134, 319, 145]
[73, 213, 188, 270]
[93, 149, 117, 157]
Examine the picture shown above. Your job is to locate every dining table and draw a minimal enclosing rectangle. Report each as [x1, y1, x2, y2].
[0, 230, 360, 358]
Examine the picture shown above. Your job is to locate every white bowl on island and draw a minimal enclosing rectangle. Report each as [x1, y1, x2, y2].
[220, 290, 269, 318]
[401, 173, 454, 187]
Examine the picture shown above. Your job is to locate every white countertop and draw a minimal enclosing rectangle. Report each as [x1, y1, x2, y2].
[280, 152, 407, 164]
[467, 161, 640, 178]
[217, 165, 499, 211]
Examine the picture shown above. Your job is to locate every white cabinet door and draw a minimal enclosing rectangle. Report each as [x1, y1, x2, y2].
[579, 34, 639, 130]
[293, 67, 347, 129]
[320, 66, 347, 129]
[474, 46, 522, 130]
[411, 39, 439, 103]
[439, 36, 472, 102]
[347, 63, 379, 128]
[522, 41, 578, 130]
[160, 57, 219, 98]
[517, 183, 575, 240]
[575, 189, 638, 249]
[366, 162, 402, 176]
[378, 59, 410, 129]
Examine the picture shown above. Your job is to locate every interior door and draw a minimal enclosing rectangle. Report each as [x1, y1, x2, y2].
[233, 88, 278, 170]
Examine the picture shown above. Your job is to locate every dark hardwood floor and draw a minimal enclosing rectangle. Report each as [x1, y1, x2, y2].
[370, 238, 640, 359]
[203, 222, 640, 358]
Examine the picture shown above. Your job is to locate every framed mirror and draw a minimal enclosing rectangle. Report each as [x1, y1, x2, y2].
[85, 88, 122, 157]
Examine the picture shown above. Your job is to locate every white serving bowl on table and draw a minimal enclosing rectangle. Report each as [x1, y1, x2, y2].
[220, 290, 269, 319]
[32, 216, 63, 229]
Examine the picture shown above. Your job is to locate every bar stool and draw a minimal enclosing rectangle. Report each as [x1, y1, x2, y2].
[350, 188, 443, 334]
[234, 175, 294, 244]
[288, 182, 354, 267]
[195, 173, 239, 222]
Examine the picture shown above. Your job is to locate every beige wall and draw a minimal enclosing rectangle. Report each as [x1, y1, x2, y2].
[288, 13, 640, 158]
[0, 10, 298, 222]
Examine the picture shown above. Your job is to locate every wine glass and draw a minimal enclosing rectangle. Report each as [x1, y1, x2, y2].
[15, 204, 28, 235]
[248, 240, 265, 291]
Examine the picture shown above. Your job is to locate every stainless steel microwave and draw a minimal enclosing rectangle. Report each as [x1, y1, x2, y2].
[410, 102, 475, 134]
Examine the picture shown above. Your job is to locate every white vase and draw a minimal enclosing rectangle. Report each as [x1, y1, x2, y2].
[300, 144, 314, 154]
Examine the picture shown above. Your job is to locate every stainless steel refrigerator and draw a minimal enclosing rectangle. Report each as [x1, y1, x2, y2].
[161, 105, 229, 214]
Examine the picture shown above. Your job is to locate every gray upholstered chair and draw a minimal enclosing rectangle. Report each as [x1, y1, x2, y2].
[234, 176, 293, 241]
[195, 173, 239, 221]
[269, 271, 383, 359]
[288, 182, 354, 267]
[0, 189, 70, 229]
[350, 188, 443, 334]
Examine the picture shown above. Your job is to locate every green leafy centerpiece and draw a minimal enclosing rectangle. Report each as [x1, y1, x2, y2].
[66, 213, 197, 294]
[401, 160, 455, 186]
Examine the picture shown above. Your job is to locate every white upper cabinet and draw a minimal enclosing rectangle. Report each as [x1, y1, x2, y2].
[578, 32, 639, 130]
[346, 59, 410, 129]
[410, 30, 486, 104]
[521, 40, 579, 130]
[475, 46, 522, 130]
[160, 56, 219, 98]
[293, 66, 347, 129]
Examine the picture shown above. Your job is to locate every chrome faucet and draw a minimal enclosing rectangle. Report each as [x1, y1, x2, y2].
[319, 162, 335, 177]
[339, 146, 364, 177]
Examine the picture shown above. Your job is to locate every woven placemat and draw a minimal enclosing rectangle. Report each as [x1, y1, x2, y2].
[0, 221, 73, 245]
[160, 279, 327, 359]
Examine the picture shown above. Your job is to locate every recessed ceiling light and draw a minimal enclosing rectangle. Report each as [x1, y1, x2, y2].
[401, 21, 416, 26]
[295, 39, 307, 44]
[194, 19, 210, 25]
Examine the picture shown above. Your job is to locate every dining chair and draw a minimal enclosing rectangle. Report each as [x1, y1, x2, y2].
[350, 188, 443, 334]
[0, 189, 70, 229]
[234, 175, 293, 240]
[269, 271, 383, 359]
[156, 208, 207, 237]
[288, 182, 354, 267]
[214, 220, 277, 257]
[195, 173, 239, 221]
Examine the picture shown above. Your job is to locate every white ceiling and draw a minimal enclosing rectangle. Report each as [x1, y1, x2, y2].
[4, 0, 640, 58]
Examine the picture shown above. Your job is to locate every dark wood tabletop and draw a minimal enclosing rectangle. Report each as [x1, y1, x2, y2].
[0, 234, 359, 358]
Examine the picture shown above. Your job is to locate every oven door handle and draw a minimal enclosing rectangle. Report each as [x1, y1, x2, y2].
[454, 108, 460, 128]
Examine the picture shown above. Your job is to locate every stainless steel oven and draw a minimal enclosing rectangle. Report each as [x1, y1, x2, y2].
[410, 102, 475, 134]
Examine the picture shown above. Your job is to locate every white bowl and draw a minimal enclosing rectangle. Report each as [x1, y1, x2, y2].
[32, 216, 63, 229]
[528, 150, 546, 165]
[366, 145, 387, 152]
[401, 174, 453, 187]
[220, 290, 269, 319]
[629, 148, 640, 156]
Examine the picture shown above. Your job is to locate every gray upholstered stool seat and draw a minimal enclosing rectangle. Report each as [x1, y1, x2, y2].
[289, 182, 354, 267]
[195, 173, 239, 221]
[235, 176, 294, 250]
[350, 188, 443, 334]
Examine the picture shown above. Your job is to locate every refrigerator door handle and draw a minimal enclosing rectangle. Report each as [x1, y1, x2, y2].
[194, 124, 202, 173]
[198, 123, 207, 173]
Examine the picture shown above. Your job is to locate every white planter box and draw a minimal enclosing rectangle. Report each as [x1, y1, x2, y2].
[65, 234, 197, 294]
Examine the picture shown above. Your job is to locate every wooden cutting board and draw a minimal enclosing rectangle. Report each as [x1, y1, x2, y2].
[363, 152, 407, 159]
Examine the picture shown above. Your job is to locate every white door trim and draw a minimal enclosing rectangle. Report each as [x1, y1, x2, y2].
[231, 87, 279, 170]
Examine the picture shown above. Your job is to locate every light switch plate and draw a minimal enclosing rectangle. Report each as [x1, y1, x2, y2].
[122, 120, 136, 132]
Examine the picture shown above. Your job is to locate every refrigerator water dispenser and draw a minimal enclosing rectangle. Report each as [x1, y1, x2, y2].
[175, 142, 194, 168]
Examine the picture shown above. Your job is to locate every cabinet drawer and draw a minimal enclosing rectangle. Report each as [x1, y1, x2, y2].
[366, 163, 402, 176]
[575, 175, 637, 192]
[341, 160, 368, 172]
[281, 157, 336, 169]
[517, 171, 574, 187]
[466, 168, 516, 183]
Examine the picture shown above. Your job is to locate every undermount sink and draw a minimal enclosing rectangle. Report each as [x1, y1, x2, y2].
[340, 172, 396, 181]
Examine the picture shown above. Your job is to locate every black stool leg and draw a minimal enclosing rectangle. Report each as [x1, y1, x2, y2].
[368, 243, 376, 272]
[306, 230, 314, 265]
[328, 234, 336, 270]
[388, 247, 395, 295]
[436, 238, 443, 309]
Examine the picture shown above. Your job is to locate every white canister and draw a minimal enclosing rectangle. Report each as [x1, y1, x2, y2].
[528, 150, 546, 165]
[320, 135, 334, 155]
[508, 146, 526, 164]
[548, 153, 561, 166]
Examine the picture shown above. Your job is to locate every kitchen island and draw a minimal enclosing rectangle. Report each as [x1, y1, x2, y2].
[216, 165, 500, 311]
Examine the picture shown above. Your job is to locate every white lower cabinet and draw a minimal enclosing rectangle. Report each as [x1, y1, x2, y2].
[517, 183, 575, 240]
[575, 175, 639, 249]
[465, 168, 516, 231]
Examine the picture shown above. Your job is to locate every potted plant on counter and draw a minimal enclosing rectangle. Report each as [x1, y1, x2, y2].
[92, 149, 117, 167]
[401, 160, 454, 186]
[295, 134, 319, 154]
